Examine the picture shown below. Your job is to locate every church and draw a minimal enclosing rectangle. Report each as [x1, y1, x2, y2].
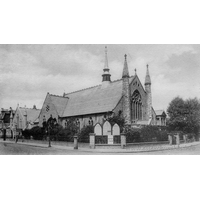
[38, 47, 166, 129]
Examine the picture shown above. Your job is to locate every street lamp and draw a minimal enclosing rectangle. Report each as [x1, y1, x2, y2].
[47, 115, 54, 148]
[74, 118, 80, 149]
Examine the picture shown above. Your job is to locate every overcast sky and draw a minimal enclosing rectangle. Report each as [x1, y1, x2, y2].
[0, 44, 199, 111]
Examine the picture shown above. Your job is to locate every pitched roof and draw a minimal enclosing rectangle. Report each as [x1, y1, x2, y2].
[19, 107, 41, 123]
[62, 76, 135, 117]
[155, 110, 166, 116]
[49, 95, 69, 116]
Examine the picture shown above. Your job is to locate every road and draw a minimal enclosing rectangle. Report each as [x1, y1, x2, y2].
[1, 141, 200, 155]
[0, 141, 100, 155]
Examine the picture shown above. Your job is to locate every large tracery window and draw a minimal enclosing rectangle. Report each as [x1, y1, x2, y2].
[131, 90, 142, 121]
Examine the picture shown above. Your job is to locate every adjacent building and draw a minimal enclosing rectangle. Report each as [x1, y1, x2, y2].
[10, 105, 40, 138]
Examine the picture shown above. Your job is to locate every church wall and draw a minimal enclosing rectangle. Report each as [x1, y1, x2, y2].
[60, 112, 108, 130]
[113, 98, 123, 117]
[38, 94, 59, 127]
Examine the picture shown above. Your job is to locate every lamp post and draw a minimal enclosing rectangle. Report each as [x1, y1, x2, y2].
[74, 119, 80, 149]
[47, 115, 54, 148]
[48, 125, 51, 147]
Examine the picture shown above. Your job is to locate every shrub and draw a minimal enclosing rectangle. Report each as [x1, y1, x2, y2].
[78, 125, 94, 143]
[22, 126, 44, 140]
[108, 115, 125, 132]
[125, 125, 169, 143]
[125, 126, 142, 143]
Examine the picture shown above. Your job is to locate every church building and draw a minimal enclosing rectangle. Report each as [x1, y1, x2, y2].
[39, 47, 165, 129]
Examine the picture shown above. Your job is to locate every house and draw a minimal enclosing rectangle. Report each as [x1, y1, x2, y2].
[155, 110, 167, 126]
[11, 105, 40, 138]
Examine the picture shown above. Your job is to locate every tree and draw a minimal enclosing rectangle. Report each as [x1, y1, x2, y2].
[167, 96, 200, 136]
[183, 98, 200, 136]
[108, 115, 125, 132]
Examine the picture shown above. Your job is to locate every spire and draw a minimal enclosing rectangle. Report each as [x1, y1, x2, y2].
[104, 46, 109, 69]
[145, 64, 151, 85]
[122, 54, 129, 78]
[135, 68, 137, 75]
[102, 46, 111, 82]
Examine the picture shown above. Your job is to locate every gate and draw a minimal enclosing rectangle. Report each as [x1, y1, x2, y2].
[94, 122, 121, 144]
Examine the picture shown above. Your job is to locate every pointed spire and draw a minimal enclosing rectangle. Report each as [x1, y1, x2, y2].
[145, 64, 151, 85]
[135, 68, 137, 75]
[104, 46, 109, 69]
[102, 46, 111, 82]
[122, 54, 129, 78]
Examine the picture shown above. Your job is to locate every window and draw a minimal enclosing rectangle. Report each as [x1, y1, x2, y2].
[131, 90, 142, 121]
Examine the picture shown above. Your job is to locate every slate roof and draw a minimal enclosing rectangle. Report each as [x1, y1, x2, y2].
[62, 76, 135, 117]
[49, 95, 69, 116]
[19, 107, 41, 123]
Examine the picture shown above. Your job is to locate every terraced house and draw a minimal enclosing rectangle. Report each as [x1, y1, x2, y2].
[38, 47, 166, 129]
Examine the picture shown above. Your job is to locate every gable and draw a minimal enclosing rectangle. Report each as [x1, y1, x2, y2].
[129, 75, 146, 97]
[155, 110, 166, 117]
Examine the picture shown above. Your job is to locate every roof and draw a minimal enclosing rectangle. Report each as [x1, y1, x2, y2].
[49, 95, 69, 116]
[62, 76, 135, 117]
[18, 107, 41, 123]
[155, 110, 166, 116]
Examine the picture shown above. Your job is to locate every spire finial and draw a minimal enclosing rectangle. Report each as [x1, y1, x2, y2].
[124, 54, 127, 60]
[105, 46, 107, 53]
[135, 68, 137, 75]
[104, 46, 109, 69]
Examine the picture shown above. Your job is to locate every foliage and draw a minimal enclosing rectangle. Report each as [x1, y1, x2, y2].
[167, 97, 200, 135]
[108, 115, 125, 132]
[125, 126, 141, 143]
[22, 126, 44, 140]
[78, 125, 94, 143]
[22, 117, 93, 143]
[125, 125, 168, 143]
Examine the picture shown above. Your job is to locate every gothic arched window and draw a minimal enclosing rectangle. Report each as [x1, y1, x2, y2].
[131, 90, 142, 121]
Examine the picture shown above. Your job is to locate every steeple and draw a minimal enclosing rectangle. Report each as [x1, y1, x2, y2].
[145, 64, 151, 85]
[122, 54, 130, 78]
[144, 64, 152, 122]
[122, 54, 131, 125]
[102, 46, 111, 82]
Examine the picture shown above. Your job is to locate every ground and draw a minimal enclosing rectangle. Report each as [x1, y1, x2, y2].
[1, 141, 200, 155]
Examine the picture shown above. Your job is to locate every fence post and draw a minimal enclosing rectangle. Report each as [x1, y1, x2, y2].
[74, 135, 78, 149]
[89, 133, 95, 149]
[121, 133, 126, 149]
[168, 134, 172, 145]
[183, 135, 187, 143]
[176, 133, 180, 146]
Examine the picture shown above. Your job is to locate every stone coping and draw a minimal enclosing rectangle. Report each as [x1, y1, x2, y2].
[95, 144, 121, 146]
[127, 141, 168, 145]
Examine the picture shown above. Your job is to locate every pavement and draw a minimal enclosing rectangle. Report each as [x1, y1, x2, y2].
[1, 138, 200, 154]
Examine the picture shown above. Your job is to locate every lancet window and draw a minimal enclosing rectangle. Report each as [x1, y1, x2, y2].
[131, 90, 142, 121]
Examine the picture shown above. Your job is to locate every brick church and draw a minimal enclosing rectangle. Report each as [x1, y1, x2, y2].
[38, 47, 166, 129]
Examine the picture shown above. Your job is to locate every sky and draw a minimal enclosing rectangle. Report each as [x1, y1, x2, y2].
[0, 44, 200, 111]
